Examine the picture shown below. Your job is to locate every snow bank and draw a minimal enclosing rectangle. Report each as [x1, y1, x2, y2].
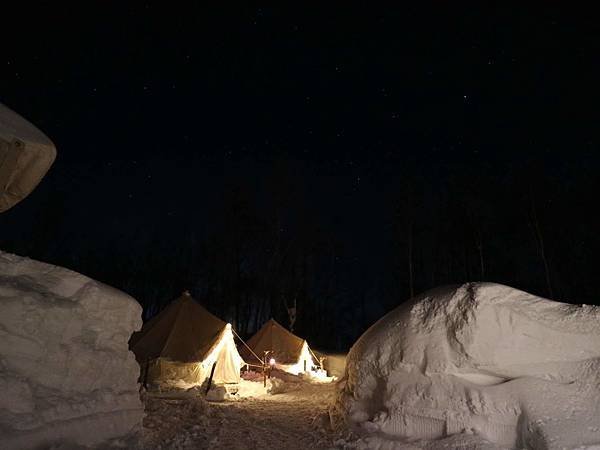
[0, 251, 144, 449]
[335, 282, 600, 449]
[319, 352, 347, 379]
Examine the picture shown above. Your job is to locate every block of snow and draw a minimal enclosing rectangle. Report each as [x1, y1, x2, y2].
[335, 282, 600, 449]
[0, 251, 144, 449]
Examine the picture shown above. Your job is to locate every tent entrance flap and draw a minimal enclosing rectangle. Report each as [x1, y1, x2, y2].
[212, 328, 244, 384]
[202, 324, 243, 384]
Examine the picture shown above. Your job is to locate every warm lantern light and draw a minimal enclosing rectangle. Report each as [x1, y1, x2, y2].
[269, 358, 276, 366]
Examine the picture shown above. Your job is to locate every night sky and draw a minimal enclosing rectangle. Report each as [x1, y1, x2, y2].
[1, 4, 599, 349]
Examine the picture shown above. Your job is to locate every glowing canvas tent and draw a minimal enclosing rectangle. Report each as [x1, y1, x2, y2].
[129, 291, 243, 386]
[0, 103, 56, 213]
[239, 318, 318, 375]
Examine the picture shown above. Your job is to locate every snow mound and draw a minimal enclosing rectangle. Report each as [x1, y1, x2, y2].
[334, 282, 600, 449]
[0, 251, 144, 449]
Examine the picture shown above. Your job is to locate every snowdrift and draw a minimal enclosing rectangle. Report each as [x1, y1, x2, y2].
[335, 282, 600, 449]
[0, 251, 144, 449]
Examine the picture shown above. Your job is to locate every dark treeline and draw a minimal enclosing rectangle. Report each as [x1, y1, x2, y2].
[0, 153, 598, 351]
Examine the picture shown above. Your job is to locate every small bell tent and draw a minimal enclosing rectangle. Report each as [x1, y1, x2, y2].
[129, 291, 243, 386]
[239, 318, 318, 375]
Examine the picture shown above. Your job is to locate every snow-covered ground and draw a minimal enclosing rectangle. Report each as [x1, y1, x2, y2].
[137, 374, 518, 450]
[141, 376, 338, 449]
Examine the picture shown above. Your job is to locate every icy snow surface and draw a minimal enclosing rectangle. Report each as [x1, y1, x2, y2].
[334, 282, 600, 449]
[0, 251, 144, 449]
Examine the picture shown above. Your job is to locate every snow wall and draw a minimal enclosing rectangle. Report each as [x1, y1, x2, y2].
[0, 251, 144, 449]
[334, 282, 600, 449]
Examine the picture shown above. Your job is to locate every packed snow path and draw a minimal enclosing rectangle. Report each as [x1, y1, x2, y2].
[142, 380, 336, 449]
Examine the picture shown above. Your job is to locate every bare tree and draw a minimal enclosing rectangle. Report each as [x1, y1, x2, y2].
[285, 296, 297, 332]
[529, 190, 553, 299]
[407, 220, 415, 298]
